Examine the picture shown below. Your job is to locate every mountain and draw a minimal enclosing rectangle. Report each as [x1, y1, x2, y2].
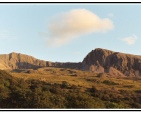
[0, 52, 81, 70]
[82, 48, 141, 76]
[0, 48, 141, 77]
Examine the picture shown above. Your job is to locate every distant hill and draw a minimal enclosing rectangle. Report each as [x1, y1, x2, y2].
[0, 48, 141, 76]
[82, 48, 141, 77]
[0, 52, 81, 70]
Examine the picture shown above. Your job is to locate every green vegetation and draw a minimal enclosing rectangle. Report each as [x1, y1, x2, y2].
[1, 68, 141, 108]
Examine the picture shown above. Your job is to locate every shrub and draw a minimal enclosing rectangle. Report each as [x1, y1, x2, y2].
[61, 81, 69, 88]
[106, 102, 124, 108]
[102, 80, 119, 85]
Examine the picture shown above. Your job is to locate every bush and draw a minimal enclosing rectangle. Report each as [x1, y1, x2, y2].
[61, 81, 69, 88]
[90, 86, 98, 93]
[102, 80, 119, 85]
[106, 102, 124, 108]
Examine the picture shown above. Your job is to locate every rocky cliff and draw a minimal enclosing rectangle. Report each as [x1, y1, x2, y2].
[82, 48, 141, 76]
[0, 48, 141, 77]
[0, 52, 81, 70]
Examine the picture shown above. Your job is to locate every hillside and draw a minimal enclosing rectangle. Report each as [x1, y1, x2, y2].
[0, 48, 141, 77]
[82, 48, 141, 77]
[1, 67, 141, 108]
[0, 52, 81, 70]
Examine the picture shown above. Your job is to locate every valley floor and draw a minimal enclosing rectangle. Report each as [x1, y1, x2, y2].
[1, 67, 141, 109]
[11, 67, 141, 92]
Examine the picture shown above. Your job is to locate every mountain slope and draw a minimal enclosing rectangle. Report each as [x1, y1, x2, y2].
[0, 52, 81, 70]
[0, 48, 141, 76]
[82, 48, 141, 76]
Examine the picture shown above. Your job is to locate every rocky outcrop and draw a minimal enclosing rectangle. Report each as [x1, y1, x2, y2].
[0, 52, 47, 69]
[82, 48, 141, 76]
[0, 48, 141, 77]
[0, 52, 81, 70]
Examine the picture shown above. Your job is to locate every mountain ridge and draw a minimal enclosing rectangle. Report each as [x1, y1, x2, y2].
[0, 48, 141, 77]
[0, 51, 82, 70]
[82, 48, 141, 76]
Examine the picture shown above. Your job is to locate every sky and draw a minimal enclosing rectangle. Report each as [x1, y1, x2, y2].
[0, 3, 141, 62]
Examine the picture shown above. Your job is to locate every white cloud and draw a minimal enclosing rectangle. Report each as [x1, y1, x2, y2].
[121, 34, 138, 45]
[46, 9, 114, 47]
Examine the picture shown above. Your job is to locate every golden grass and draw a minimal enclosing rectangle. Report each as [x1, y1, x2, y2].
[10, 67, 141, 91]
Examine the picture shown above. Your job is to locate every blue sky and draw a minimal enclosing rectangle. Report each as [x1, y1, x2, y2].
[0, 4, 141, 62]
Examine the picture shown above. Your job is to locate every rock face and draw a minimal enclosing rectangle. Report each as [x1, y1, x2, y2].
[0, 52, 81, 70]
[82, 48, 141, 76]
[0, 48, 141, 77]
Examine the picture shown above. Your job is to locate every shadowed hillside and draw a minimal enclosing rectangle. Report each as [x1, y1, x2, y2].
[82, 48, 141, 76]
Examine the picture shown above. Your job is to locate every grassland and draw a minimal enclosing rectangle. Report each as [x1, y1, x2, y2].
[10, 67, 141, 92]
[1, 67, 141, 108]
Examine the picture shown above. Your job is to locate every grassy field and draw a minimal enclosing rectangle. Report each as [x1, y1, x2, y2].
[1, 68, 141, 108]
[10, 67, 141, 92]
